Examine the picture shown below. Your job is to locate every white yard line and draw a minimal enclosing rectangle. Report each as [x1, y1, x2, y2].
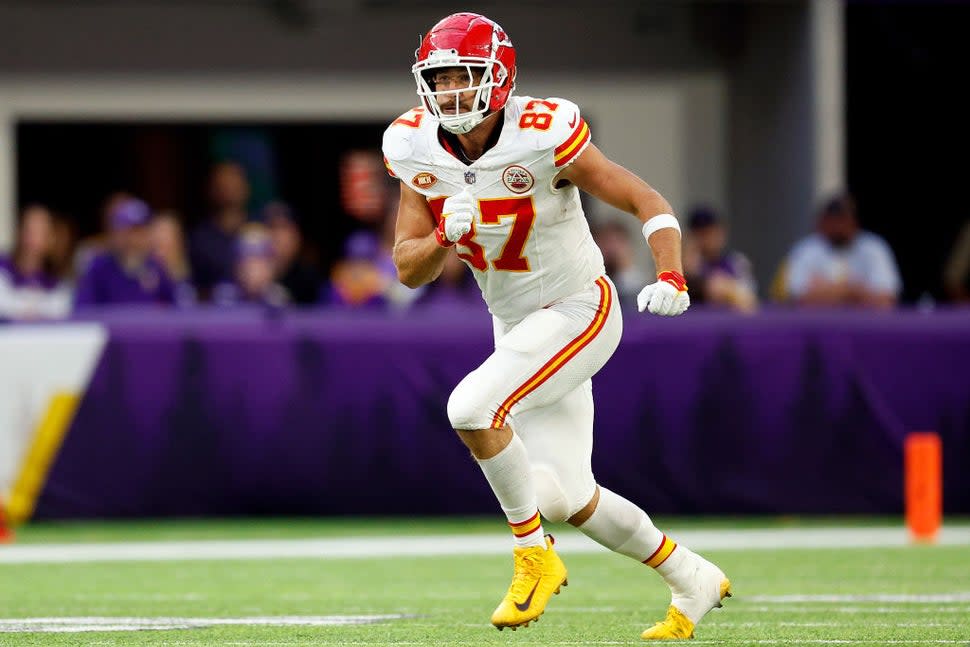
[749, 593, 970, 603]
[0, 616, 410, 633]
[746, 606, 970, 614]
[1, 526, 969, 564]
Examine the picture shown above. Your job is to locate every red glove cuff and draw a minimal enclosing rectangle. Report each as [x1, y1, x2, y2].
[434, 218, 455, 248]
[658, 270, 688, 292]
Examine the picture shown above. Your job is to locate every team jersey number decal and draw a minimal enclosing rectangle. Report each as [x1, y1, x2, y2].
[518, 100, 559, 131]
[393, 107, 425, 128]
[429, 197, 536, 272]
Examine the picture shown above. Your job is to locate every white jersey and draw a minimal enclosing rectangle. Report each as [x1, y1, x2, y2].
[382, 95, 606, 324]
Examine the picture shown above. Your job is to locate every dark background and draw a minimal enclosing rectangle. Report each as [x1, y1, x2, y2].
[17, 120, 388, 275]
[846, 1, 969, 303]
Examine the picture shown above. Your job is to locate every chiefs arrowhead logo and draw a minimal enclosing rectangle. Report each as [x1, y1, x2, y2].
[412, 172, 438, 189]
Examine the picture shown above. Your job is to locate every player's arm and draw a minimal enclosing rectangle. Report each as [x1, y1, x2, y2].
[392, 183, 450, 288]
[556, 144, 681, 276]
[558, 143, 689, 316]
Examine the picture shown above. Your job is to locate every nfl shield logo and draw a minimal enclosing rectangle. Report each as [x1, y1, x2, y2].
[464, 171, 477, 185]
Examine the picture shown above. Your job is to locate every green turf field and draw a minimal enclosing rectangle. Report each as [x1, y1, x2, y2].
[1, 518, 968, 646]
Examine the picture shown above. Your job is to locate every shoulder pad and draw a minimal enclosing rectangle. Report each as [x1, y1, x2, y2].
[382, 107, 429, 162]
[509, 97, 590, 167]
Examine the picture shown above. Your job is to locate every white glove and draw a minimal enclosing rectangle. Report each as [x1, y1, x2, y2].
[437, 189, 475, 244]
[637, 271, 691, 316]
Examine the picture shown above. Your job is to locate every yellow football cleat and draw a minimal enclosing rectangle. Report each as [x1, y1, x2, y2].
[491, 535, 568, 630]
[640, 605, 698, 640]
[642, 548, 732, 640]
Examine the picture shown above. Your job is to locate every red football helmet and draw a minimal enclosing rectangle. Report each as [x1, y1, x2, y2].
[412, 12, 517, 134]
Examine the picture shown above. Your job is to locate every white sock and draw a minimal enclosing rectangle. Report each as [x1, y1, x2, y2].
[655, 544, 688, 579]
[578, 486, 671, 564]
[476, 433, 545, 548]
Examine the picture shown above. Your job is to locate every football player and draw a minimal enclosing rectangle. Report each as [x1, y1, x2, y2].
[383, 12, 731, 640]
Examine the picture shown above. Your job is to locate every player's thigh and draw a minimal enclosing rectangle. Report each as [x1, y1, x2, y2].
[447, 307, 575, 430]
[448, 277, 620, 430]
[501, 279, 621, 418]
[516, 380, 596, 522]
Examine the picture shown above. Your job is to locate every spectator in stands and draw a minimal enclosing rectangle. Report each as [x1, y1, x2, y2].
[784, 192, 901, 308]
[320, 230, 389, 308]
[211, 224, 289, 308]
[683, 206, 758, 313]
[73, 198, 176, 308]
[340, 149, 389, 227]
[943, 219, 970, 303]
[74, 190, 133, 276]
[591, 219, 649, 309]
[48, 209, 79, 282]
[151, 210, 197, 307]
[263, 201, 320, 306]
[189, 161, 251, 298]
[0, 204, 72, 320]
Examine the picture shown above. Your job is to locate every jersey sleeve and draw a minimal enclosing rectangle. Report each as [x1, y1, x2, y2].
[381, 107, 424, 181]
[382, 154, 397, 178]
[542, 97, 591, 169]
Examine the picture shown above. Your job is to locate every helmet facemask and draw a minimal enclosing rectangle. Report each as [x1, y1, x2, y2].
[413, 51, 508, 135]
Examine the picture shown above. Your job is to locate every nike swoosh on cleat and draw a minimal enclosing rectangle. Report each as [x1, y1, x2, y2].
[568, 114, 577, 128]
[514, 580, 541, 612]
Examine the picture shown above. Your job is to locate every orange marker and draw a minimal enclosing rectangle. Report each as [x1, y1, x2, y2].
[904, 432, 942, 543]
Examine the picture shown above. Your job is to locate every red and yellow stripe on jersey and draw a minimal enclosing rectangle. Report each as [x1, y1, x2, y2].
[383, 155, 396, 178]
[509, 511, 542, 538]
[491, 277, 612, 428]
[554, 118, 591, 168]
[643, 534, 678, 568]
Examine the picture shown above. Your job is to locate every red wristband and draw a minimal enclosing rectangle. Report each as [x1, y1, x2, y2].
[658, 270, 687, 292]
[434, 218, 455, 247]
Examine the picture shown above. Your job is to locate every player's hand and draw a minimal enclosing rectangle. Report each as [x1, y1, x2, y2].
[637, 270, 690, 316]
[434, 189, 475, 246]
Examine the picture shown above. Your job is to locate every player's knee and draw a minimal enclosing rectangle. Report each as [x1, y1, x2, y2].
[447, 377, 493, 430]
[532, 464, 571, 523]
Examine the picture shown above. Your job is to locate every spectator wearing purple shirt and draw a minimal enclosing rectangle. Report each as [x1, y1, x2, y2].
[320, 231, 389, 309]
[211, 224, 289, 308]
[73, 198, 176, 308]
[0, 204, 71, 320]
[683, 206, 758, 313]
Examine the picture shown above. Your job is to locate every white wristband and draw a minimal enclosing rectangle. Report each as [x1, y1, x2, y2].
[642, 213, 681, 242]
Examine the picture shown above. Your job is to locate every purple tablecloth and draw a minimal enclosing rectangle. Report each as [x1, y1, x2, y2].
[33, 305, 970, 518]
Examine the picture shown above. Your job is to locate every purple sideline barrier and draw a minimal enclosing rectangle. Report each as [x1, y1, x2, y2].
[30, 304, 970, 518]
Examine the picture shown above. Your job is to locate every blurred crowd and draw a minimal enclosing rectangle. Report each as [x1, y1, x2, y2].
[596, 191, 969, 314]
[0, 156, 481, 321]
[1, 155, 967, 322]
